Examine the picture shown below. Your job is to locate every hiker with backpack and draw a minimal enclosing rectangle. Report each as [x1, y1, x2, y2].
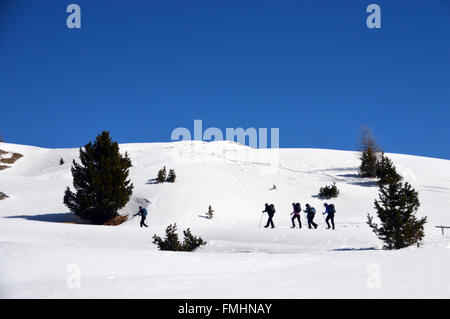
[323, 203, 336, 230]
[262, 203, 276, 228]
[134, 206, 148, 228]
[291, 202, 302, 228]
[304, 204, 318, 229]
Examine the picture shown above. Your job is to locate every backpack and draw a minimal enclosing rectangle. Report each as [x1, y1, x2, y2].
[310, 207, 316, 214]
[329, 204, 336, 214]
[141, 208, 148, 216]
[294, 203, 301, 213]
[269, 204, 276, 214]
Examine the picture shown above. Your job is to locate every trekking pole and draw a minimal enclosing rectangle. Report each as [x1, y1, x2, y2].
[259, 212, 264, 227]
[322, 212, 328, 228]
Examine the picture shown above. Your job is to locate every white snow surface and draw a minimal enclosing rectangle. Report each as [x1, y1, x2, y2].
[0, 141, 449, 298]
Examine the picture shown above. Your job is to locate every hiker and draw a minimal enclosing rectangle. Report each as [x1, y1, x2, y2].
[134, 206, 148, 227]
[304, 204, 318, 229]
[262, 203, 276, 228]
[291, 202, 302, 228]
[323, 203, 336, 230]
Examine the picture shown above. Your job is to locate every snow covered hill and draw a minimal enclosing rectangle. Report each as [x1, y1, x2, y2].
[0, 141, 449, 298]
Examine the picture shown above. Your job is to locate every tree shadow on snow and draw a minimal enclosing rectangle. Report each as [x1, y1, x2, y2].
[4, 212, 86, 224]
[146, 178, 159, 185]
[316, 167, 359, 172]
[336, 173, 360, 178]
[331, 247, 377, 252]
[346, 180, 379, 187]
[335, 174, 379, 188]
[315, 167, 379, 188]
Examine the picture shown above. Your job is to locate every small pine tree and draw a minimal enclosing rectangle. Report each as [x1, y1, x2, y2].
[156, 166, 167, 183]
[376, 153, 401, 185]
[166, 169, 176, 183]
[358, 126, 381, 178]
[181, 228, 205, 251]
[0, 133, 4, 142]
[63, 131, 134, 224]
[319, 182, 340, 199]
[153, 224, 205, 251]
[59, 158, 65, 165]
[206, 205, 214, 219]
[367, 178, 426, 249]
[152, 224, 181, 251]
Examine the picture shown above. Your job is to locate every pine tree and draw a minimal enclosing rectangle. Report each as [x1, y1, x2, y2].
[360, 147, 378, 177]
[152, 224, 205, 251]
[181, 228, 205, 251]
[319, 182, 340, 199]
[59, 158, 65, 166]
[206, 205, 214, 219]
[166, 169, 176, 183]
[63, 131, 134, 224]
[156, 166, 167, 183]
[358, 126, 381, 178]
[376, 153, 401, 185]
[367, 178, 426, 249]
[152, 224, 181, 251]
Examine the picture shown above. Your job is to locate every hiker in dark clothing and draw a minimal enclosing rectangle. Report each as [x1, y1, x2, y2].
[323, 203, 336, 230]
[134, 206, 148, 227]
[304, 204, 318, 229]
[262, 203, 276, 228]
[291, 202, 302, 228]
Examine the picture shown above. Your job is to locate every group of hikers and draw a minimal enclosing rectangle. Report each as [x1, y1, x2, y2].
[133, 202, 336, 230]
[262, 202, 336, 230]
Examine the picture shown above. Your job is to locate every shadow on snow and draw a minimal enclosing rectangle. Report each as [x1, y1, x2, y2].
[330, 247, 377, 252]
[4, 212, 85, 224]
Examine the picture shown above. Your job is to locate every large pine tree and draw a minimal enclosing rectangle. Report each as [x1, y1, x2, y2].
[63, 131, 133, 224]
[367, 177, 426, 249]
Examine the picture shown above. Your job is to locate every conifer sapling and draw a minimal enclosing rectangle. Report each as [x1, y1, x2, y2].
[367, 178, 426, 249]
[166, 169, 176, 183]
[358, 126, 381, 178]
[156, 166, 167, 183]
[153, 223, 205, 251]
[206, 205, 214, 219]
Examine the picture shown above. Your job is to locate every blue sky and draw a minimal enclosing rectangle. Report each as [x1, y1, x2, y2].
[0, 1, 449, 159]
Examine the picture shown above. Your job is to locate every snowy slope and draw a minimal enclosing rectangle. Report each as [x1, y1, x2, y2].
[0, 141, 449, 298]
